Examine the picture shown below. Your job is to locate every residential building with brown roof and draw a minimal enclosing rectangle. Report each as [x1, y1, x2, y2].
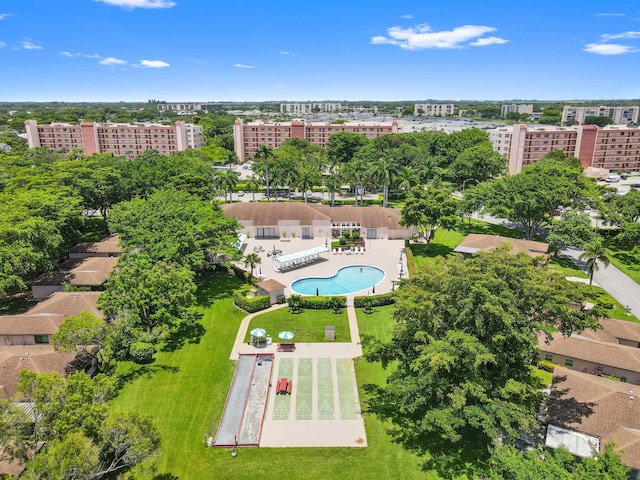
[453, 234, 549, 258]
[578, 318, 640, 348]
[31, 256, 118, 298]
[68, 234, 122, 258]
[539, 332, 640, 384]
[545, 367, 640, 472]
[221, 203, 414, 241]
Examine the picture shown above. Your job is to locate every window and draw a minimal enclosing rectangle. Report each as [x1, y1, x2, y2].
[544, 354, 553, 361]
[34, 335, 49, 344]
[564, 358, 573, 367]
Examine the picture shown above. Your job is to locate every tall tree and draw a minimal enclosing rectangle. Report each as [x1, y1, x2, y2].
[448, 142, 506, 185]
[370, 156, 400, 208]
[400, 185, 459, 248]
[97, 253, 198, 340]
[364, 248, 600, 473]
[253, 143, 275, 201]
[546, 210, 596, 255]
[243, 252, 261, 279]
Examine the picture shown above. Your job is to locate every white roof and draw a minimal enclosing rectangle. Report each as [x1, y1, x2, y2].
[545, 424, 599, 458]
[273, 245, 328, 264]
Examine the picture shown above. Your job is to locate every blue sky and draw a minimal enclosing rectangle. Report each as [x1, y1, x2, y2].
[1, 0, 640, 102]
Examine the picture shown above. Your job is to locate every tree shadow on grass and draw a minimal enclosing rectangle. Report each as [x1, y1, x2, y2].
[162, 312, 206, 352]
[116, 364, 180, 390]
[194, 271, 245, 307]
[411, 242, 455, 259]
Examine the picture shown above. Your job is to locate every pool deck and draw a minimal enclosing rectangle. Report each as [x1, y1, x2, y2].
[244, 237, 408, 298]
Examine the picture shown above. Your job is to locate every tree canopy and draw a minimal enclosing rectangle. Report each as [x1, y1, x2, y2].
[364, 248, 600, 473]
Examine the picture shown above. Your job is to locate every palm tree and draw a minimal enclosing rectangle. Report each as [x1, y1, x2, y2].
[244, 174, 261, 202]
[243, 252, 261, 281]
[297, 166, 321, 202]
[370, 156, 400, 208]
[395, 166, 419, 196]
[324, 172, 342, 206]
[341, 158, 368, 206]
[579, 238, 613, 285]
[254, 144, 275, 201]
[219, 169, 238, 202]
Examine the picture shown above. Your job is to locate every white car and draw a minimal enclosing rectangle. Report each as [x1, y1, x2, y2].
[237, 191, 244, 197]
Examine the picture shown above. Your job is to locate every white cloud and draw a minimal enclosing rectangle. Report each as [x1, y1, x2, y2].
[0, 41, 5, 48]
[22, 39, 42, 50]
[400, 14, 413, 19]
[583, 43, 637, 55]
[595, 12, 625, 17]
[371, 23, 506, 50]
[60, 51, 81, 57]
[469, 36, 509, 47]
[600, 31, 640, 41]
[279, 51, 297, 56]
[234, 63, 255, 69]
[0, 13, 12, 20]
[84, 54, 102, 59]
[100, 56, 127, 65]
[137, 59, 170, 68]
[94, 0, 175, 9]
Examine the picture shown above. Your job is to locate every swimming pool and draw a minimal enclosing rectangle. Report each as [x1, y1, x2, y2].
[291, 265, 385, 296]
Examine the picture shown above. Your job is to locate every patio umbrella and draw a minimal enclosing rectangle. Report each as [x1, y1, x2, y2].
[250, 328, 266, 337]
[278, 331, 294, 341]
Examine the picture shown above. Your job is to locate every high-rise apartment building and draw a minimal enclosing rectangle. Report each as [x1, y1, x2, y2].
[413, 103, 455, 117]
[488, 124, 640, 173]
[562, 105, 639, 125]
[233, 119, 400, 160]
[25, 120, 203, 157]
[280, 103, 343, 115]
[501, 104, 534, 117]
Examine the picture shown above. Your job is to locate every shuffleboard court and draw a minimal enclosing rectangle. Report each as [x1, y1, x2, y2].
[336, 358, 358, 419]
[272, 358, 293, 420]
[317, 358, 335, 420]
[295, 358, 313, 420]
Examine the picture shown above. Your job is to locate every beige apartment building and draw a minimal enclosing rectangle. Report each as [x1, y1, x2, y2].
[280, 103, 343, 115]
[489, 124, 640, 173]
[562, 105, 639, 125]
[413, 103, 455, 117]
[501, 104, 534, 117]
[25, 120, 203, 157]
[233, 119, 400, 160]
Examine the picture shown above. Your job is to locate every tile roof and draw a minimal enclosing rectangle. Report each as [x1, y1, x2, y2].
[547, 367, 640, 470]
[539, 332, 640, 375]
[221, 203, 410, 231]
[454, 234, 549, 257]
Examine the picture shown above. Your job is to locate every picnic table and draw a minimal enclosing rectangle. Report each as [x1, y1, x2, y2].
[277, 343, 296, 352]
[276, 377, 292, 395]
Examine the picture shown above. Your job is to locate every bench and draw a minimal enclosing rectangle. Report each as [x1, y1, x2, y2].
[277, 343, 296, 352]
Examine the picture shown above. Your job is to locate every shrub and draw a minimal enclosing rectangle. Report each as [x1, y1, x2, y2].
[598, 300, 615, 310]
[339, 237, 347, 246]
[405, 246, 417, 278]
[234, 293, 271, 313]
[330, 296, 346, 314]
[353, 291, 396, 308]
[291, 295, 347, 310]
[343, 231, 351, 239]
[352, 231, 361, 240]
[129, 342, 156, 364]
[276, 295, 286, 304]
[538, 360, 556, 373]
[288, 294, 303, 314]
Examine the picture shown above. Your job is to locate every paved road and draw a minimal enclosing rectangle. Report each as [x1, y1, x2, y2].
[561, 247, 640, 318]
[473, 212, 640, 319]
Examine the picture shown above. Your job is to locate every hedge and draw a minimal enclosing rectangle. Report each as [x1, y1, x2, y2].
[353, 292, 396, 308]
[234, 293, 271, 313]
[294, 295, 346, 310]
[538, 360, 556, 373]
[405, 243, 417, 278]
[321, 199, 383, 206]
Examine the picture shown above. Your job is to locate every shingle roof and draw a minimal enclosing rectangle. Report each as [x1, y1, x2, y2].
[33, 257, 118, 287]
[26, 292, 102, 318]
[0, 314, 64, 336]
[221, 203, 410, 231]
[0, 351, 76, 398]
[579, 318, 640, 345]
[454, 234, 549, 257]
[547, 367, 640, 470]
[539, 332, 640, 375]
[68, 234, 122, 255]
[257, 279, 286, 293]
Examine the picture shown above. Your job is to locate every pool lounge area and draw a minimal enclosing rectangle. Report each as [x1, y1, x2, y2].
[291, 265, 385, 296]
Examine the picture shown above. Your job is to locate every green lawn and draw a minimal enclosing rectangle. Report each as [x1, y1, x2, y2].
[587, 285, 639, 322]
[246, 307, 350, 343]
[548, 256, 589, 279]
[609, 249, 640, 285]
[109, 273, 433, 479]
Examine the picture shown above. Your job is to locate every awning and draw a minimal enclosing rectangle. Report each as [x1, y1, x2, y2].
[273, 245, 329, 265]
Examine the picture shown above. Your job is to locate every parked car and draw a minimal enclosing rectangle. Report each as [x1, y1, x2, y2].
[606, 174, 621, 183]
[237, 191, 244, 197]
[630, 183, 640, 189]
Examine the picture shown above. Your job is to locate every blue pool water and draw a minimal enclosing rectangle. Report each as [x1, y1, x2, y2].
[291, 265, 385, 296]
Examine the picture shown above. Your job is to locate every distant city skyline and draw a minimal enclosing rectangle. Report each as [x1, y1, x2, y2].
[2, 1, 640, 102]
